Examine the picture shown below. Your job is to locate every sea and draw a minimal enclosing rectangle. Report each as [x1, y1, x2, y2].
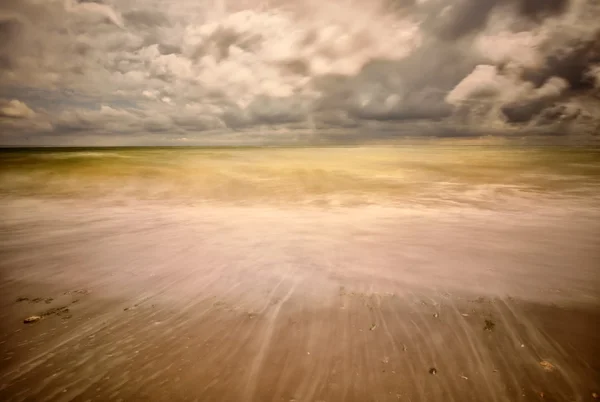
[1, 145, 600, 303]
[1, 146, 599, 209]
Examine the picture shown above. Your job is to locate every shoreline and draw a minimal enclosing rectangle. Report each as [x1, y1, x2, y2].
[1, 201, 599, 401]
[1, 282, 598, 401]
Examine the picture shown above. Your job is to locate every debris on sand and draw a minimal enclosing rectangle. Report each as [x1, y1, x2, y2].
[370, 324, 377, 331]
[433, 313, 439, 318]
[460, 375, 468, 380]
[18, 297, 54, 304]
[24, 316, 41, 324]
[64, 289, 90, 296]
[592, 392, 598, 399]
[24, 303, 71, 323]
[41, 305, 71, 319]
[402, 344, 407, 352]
[484, 319, 495, 331]
[19, 293, 74, 306]
[429, 368, 437, 375]
[539, 361, 555, 372]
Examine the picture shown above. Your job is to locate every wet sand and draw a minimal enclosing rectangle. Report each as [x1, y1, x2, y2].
[1, 202, 599, 401]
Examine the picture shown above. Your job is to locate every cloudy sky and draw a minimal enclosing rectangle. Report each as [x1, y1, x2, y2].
[0, 0, 599, 145]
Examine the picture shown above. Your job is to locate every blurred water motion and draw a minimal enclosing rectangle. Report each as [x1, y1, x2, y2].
[1, 146, 599, 209]
[1, 145, 600, 402]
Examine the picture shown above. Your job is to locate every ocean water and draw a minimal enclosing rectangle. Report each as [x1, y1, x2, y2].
[1, 146, 600, 402]
[1, 145, 599, 304]
[1, 146, 599, 210]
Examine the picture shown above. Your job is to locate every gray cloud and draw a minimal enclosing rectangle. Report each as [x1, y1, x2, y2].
[0, 0, 598, 144]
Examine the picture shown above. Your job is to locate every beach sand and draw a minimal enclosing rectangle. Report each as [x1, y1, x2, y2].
[1, 202, 599, 401]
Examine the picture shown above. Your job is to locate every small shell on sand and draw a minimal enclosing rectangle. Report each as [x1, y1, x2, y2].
[24, 316, 41, 324]
[540, 361, 555, 372]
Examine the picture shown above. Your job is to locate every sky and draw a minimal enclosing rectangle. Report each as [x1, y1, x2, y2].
[0, 0, 599, 146]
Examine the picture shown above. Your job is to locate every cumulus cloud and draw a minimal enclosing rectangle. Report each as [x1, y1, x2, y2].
[446, 65, 570, 123]
[0, 0, 599, 144]
[0, 99, 35, 118]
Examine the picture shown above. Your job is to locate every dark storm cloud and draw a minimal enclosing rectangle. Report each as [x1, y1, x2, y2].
[536, 103, 582, 125]
[247, 96, 309, 125]
[421, 0, 571, 40]
[517, 0, 570, 20]
[423, 0, 499, 40]
[0, 18, 23, 71]
[157, 43, 181, 55]
[123, 9, 170, 28]
[502, 98, 557, 123]
[347, 90, 453, 122]
[540, 33, 600, 90]
[312, 44, 479, 124]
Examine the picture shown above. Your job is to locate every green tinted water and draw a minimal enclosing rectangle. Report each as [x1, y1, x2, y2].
[1, 146, 599, 208]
